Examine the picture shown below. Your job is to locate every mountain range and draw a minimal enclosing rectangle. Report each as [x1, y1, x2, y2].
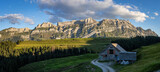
[0, 18, 158, 41]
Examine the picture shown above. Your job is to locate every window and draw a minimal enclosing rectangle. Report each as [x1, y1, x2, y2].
[115, 55, 117, 57]
[109, 49, 114, 54]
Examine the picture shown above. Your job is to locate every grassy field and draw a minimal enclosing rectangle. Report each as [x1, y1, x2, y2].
[119, 43, 160, 72]
[19, 54, 102, 72]
[17, 39, 160, 72]
[15, 38, 117, 52]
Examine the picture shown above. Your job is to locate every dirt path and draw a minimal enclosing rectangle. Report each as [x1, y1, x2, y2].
[91, 59, 115, 72]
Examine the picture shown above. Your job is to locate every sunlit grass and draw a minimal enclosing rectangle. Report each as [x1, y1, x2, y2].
[14, 38, 113, 52]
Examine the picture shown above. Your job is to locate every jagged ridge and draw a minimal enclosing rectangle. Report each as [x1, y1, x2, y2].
[0, 18, 158, 41]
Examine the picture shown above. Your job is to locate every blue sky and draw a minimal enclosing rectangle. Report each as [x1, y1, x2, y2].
[0, 0, 49, 29]
[0, 0, 159, 36]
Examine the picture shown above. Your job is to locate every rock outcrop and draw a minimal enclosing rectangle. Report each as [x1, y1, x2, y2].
[5, 27, 30, 33]
[57, 20, 76, 27]
[21, 35, 30, 39]
[0, 18, 158, 41]
[36, 22, 56, 28]
[57, 18, 98, 27]
[83, 17, 97, 24]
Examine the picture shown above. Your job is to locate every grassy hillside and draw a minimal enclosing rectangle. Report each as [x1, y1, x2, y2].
[120, 43, 160, 72]
[15, 38, 118, 52]
[19, 54, 102, 72]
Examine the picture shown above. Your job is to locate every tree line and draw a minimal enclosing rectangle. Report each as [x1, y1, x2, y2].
[112, 36, 160, 51]
[0, 41, 93, 72]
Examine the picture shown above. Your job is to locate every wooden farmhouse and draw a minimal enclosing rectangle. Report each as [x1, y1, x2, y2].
[99, 43, 136, 64]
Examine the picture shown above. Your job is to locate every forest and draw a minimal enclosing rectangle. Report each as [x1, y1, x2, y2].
[0, 41, 92, 72]
[112, 36, 160, 51]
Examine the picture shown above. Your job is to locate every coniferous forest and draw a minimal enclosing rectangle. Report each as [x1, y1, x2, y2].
[112, 36, 160, 51]
[0, 41, 92, 72]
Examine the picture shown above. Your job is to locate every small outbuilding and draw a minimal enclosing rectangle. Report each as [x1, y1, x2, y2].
[99, 43, 136, 64]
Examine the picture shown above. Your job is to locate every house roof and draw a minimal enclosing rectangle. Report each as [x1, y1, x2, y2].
[111, 43, 127, 52]
[118, 52, 137, 60]
[99, 43, 127, 55]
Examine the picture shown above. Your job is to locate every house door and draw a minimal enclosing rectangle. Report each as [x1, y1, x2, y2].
[115, 55, 119, 61]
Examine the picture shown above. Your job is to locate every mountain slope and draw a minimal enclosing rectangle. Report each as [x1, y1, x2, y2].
[120, 43, 160, 72]
[0, 18, 158, 41]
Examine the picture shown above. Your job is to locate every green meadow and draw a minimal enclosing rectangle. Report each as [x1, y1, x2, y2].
[119, 43, 160, 72]
[15, 38, 118, 52]
[19, 54, 102, 72]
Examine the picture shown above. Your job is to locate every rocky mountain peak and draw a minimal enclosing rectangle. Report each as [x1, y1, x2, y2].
[57, 18, 97, 27]
[36, 22, 56, 28]
[146, 29, 152, 31]
[83, 17, 97, 24]
[101, 19, 130, 23]
[100, 19, 136, 29]
[136, 27, 144, 31]
[23, 27, 30, 31]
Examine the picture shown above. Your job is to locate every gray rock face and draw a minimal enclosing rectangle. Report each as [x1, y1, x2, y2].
[30, 18, 158, 40]
[21, 35, 30, 39]
[57, 20, 76, 27]
[57, 18, 97, 27]
[36, 22, 56, 28]
[5, 27, 30, 33]
[0, 18, 158, 41]
[82, 17, 97, 24]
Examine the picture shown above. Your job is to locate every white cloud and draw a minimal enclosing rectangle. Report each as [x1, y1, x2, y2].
[154, 12, 159, 16]
[0, 14, 34, 24]
[33, 0, 149, 22]
[125, 5, 132, 9]
[150, 17, 155, 19]
[24, 17, 34, 24]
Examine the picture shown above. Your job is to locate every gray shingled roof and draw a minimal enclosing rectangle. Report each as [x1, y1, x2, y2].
[111, 43, 127, 52]
[119, 52, 137, 60]
[99, 43, 128, 55]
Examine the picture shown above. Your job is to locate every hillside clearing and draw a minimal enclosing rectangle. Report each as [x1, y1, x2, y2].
[119, 43, 160, 72]
[19, 54, 102, 72]
[15, 38, 119, 52]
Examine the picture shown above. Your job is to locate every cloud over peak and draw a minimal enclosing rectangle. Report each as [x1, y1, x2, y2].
[35, 0, 149, 22]
[0, 14, 34, 24]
